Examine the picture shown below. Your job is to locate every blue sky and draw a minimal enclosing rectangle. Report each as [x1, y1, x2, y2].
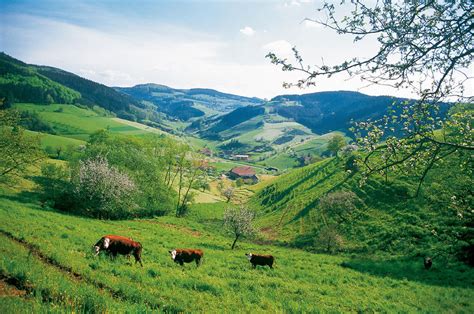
[1, 0, 412, 98]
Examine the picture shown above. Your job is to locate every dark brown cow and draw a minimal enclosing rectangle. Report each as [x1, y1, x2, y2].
[245, 253, 274, 269]
[94, 235, 143, 266]
[424, 257, 432, 270]
[169, 249, 203, 267]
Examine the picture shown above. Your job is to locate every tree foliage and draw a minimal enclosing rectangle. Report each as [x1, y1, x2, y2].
[0, 101, 45, 183]
[327, 134, 346, 158]
[222, 186, 235, 203]
[267, 1, 473, 194]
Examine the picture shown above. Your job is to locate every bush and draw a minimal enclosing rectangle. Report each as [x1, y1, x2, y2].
[71, 156, 137, 219]
[38, 163, 72, 209]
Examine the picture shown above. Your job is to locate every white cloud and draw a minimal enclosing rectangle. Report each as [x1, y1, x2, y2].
[262, 40, 293, 59]
[302, 19, 321, 28]
[282, 0, 314, 8]
[285, 1, 301, 7]
[240, 26, 255, 36]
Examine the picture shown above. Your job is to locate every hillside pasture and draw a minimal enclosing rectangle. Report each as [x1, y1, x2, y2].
[0, 193, 472, 312]
[13, 103, 145, 140]
[25, 130, 85, 151]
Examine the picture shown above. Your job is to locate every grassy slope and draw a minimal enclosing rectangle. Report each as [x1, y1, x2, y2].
[251, 154, 472, 256]
[13, 103, 146, 141]
[0, 193, 472, 312]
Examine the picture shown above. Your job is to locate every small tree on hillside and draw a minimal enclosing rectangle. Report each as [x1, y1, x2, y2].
[222, 186, 235, 203]
[327, 134, 346, 158]
[223, 206, 256, 249]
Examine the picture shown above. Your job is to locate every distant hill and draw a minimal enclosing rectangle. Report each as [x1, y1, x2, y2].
[0, 52, 80, 105]
[192, 91, 407, 141]
[202, 105, 265, 137]
[0, 53, 145, 122]
[270, 91, 400, 134]
[117, 83, 263, 121]
[36, 65, 143, 114]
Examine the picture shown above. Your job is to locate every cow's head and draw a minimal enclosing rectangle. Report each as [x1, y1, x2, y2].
[169, 249, 177, 260]
[245, 253, 253, 261]
[93, 237, 110, 256]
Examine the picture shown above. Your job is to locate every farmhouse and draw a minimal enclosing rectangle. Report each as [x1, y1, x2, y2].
[229, 166, 258, 183]
[231, 154, 250, 161]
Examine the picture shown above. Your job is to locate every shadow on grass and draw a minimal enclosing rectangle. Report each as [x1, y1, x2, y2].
[0, 190, 42, 204]
[340, 257, 474, 289]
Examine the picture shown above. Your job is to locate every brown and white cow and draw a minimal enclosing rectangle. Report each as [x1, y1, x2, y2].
[245, 253, 274, 269]
[93, 235, 143, 266]
[169, 249, 203, 267]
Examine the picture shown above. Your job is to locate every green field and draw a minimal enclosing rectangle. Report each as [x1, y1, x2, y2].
[25, 130, 86, 151]
[1, 192, 472, 312]
[13, 103, 147, 141]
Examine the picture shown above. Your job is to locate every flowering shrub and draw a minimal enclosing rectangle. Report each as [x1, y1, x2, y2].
[72, 156, 137, 219]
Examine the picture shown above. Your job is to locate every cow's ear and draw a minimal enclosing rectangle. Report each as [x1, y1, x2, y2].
[168, 250, 171, 253]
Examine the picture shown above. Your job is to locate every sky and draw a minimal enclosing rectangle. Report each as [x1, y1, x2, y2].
[0, 0, 454, 99]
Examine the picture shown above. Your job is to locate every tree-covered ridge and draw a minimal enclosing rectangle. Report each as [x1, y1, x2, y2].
[0, 53, 149, 122]
[0, 53, 80, 104]
[36, 65, 142, 115]
[271, 91, 403, 134]
[205, 105, 265, 135]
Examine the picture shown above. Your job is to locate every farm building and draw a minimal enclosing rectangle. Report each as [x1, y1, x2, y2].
[231, 154, 250, 161]
[228, 166, 258, 183]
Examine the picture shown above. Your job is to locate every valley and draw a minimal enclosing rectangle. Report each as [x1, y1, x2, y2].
[1, 52, 472, 312]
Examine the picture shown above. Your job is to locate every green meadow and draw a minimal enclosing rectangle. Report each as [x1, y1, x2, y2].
[13, 103, 146, 141]
[1, 191, 473, 312]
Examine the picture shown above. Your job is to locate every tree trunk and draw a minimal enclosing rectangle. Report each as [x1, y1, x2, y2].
[231, 234, 240, 250]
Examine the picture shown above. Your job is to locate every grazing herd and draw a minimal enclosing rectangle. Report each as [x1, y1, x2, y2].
[93, 234, 433, 270]
[92, 234, 275, 269]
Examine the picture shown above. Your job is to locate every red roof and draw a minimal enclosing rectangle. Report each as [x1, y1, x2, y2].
[230, 166, 256, 177]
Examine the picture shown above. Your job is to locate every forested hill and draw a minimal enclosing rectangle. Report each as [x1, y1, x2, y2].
[0, 53, 142, 119]
[116, 83, 263, 121]
[270, 91, 401, 134]
[0, 52, 80, 104]
[35, 65, 142, 114]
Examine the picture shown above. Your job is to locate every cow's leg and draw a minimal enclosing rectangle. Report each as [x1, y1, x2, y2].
[195, 257, 201, 267]
[252, 263, 256, 269]
[134, 254, 143, 267]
